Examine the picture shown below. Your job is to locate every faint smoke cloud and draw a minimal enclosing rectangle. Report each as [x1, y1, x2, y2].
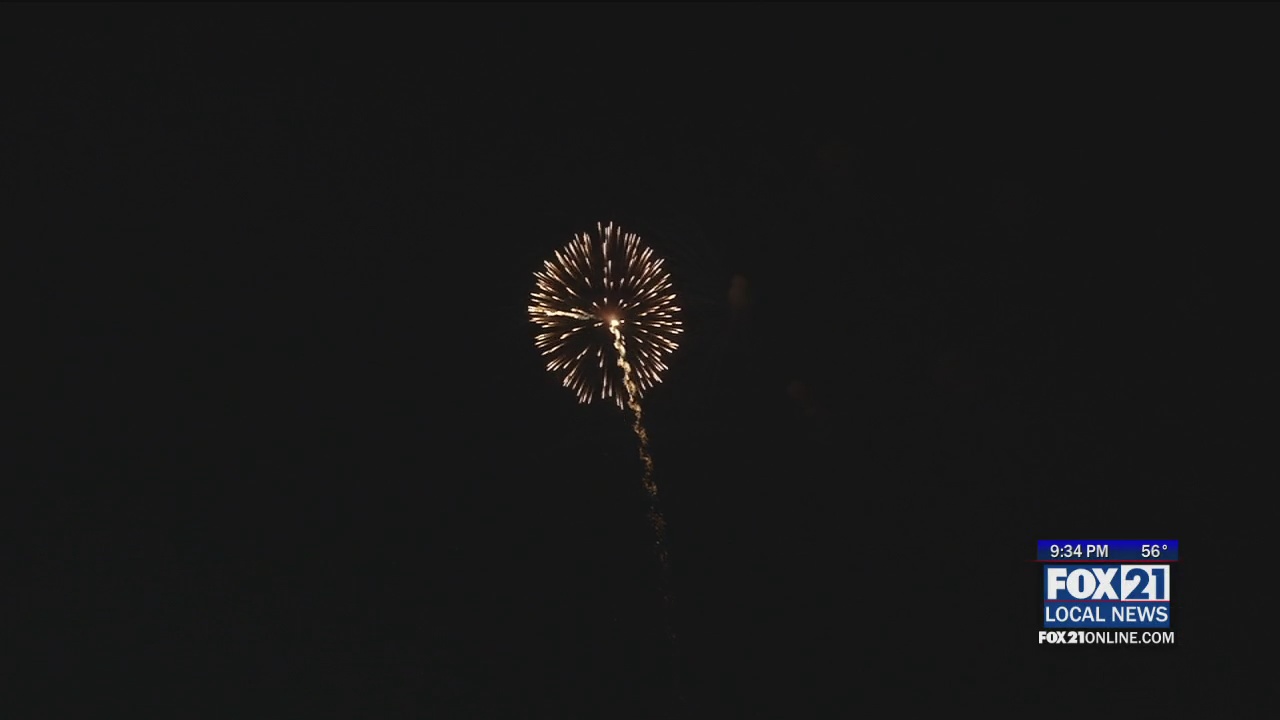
[933, 346, 981, 397]
[788, 379, 818, 416]
[728, 274, 749, 319]
[817, 137, 854, 171]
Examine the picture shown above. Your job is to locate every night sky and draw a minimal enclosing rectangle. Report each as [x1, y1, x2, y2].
[10, 4, 1272, 717]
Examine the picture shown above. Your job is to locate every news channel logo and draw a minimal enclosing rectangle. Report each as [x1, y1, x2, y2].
[1037, 540, 1177, 645]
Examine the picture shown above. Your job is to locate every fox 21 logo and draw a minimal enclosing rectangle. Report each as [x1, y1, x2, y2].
[1043, 565, 1171, 627]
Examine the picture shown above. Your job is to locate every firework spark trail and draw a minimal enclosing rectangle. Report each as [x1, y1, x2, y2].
[609, 320, 680, 698]
[608, 321, 664, 561]
[539, 309, 594, 321]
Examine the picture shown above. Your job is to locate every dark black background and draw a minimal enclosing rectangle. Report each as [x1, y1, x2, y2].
[8, 4, 1272, 717]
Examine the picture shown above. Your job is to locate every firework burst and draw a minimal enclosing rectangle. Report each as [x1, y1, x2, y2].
[529, 221, 685, 704]
[529, 222, 683, 409]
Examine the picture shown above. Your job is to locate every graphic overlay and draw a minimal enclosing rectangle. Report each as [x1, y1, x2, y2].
[1036, 540, 1178, 645]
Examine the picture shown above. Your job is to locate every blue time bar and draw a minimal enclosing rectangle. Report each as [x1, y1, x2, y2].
[1037, 540, 1179, 562]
